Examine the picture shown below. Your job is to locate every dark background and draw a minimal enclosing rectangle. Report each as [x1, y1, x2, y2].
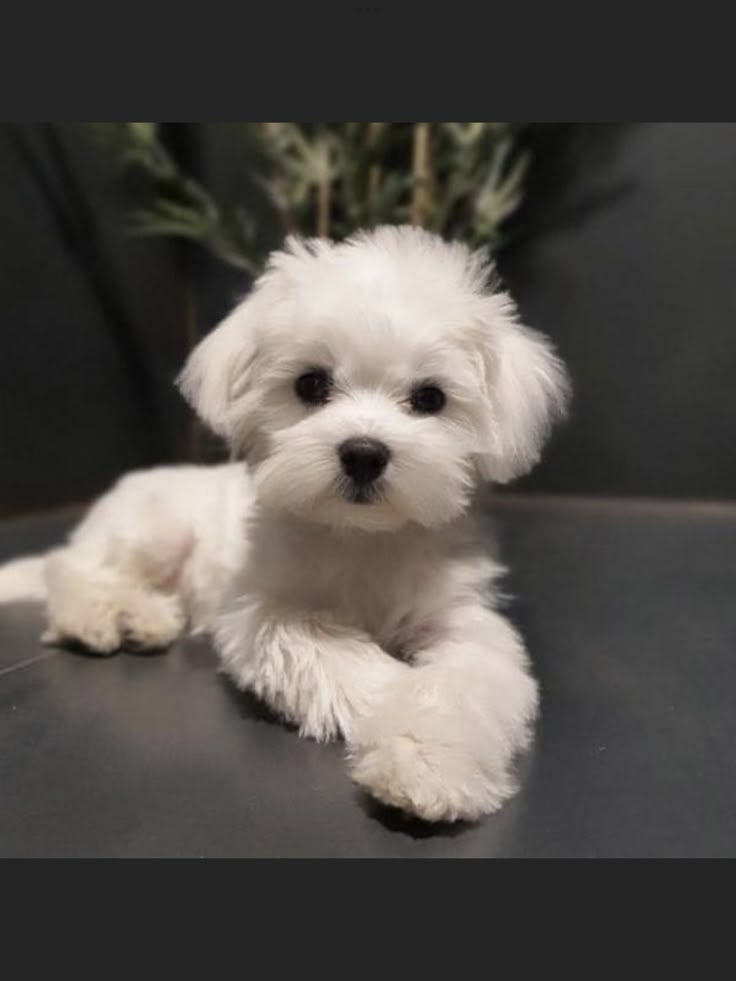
[2, 123, 735, 517]
[2, 123, 735, 858]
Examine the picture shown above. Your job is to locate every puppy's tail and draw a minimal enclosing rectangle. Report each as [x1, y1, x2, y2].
[0, 554, 49, 603]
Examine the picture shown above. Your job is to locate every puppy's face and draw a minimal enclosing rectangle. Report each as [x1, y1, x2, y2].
[180, 227, 569, 532]
[242, 311, 488, 532]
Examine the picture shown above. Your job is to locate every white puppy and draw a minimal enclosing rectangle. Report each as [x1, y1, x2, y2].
[0, 226, 569, 822]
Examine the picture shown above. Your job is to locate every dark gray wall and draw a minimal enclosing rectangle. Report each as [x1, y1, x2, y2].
[501, 123, 736, 499]
[0, 125, 192, 517]
[1, 123, 735, 516]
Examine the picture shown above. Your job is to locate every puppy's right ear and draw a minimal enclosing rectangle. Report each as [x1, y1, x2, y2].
[177, 300, 260, 446]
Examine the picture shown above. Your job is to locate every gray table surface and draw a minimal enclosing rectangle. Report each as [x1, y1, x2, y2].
[1, 494, 735, 857]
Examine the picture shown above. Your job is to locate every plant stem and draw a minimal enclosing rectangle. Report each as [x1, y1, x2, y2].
[366, 122, 383, 226]
[316, 175, 331, 237]
[410, 122, 431, 226]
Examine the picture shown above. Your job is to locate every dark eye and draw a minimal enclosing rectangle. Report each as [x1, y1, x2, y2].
[295, 368, 331, 405]
[410, 384, 446, 415]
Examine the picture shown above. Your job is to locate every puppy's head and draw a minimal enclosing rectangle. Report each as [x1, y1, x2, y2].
[179, 226, 570, 531]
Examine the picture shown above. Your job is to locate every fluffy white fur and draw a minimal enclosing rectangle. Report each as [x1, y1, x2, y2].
[0, 226, 569, 823]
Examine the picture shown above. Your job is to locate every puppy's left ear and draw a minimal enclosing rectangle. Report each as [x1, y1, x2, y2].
[475, 295, 571, 483]
[177, 300, 261, 448]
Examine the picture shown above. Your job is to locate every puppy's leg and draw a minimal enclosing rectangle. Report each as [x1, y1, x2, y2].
[216, 604, 409, 742]
[349, 605, 539, 822]
[43, 549, 186, 654]
[43, 475, 193, 654]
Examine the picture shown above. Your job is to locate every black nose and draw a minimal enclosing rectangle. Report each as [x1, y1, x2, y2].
[338, 437, 391, 484]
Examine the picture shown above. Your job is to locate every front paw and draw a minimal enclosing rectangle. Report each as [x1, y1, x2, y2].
[349, 684, 533, 822]
[350, 731, 516, 823]
[349, 646, 539, 822]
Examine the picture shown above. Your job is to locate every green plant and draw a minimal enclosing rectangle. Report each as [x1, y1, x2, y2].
[91, 122, 532, 272]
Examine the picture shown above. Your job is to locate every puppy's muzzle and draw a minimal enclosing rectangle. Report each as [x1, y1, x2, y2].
[338, 437, 390, 487]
